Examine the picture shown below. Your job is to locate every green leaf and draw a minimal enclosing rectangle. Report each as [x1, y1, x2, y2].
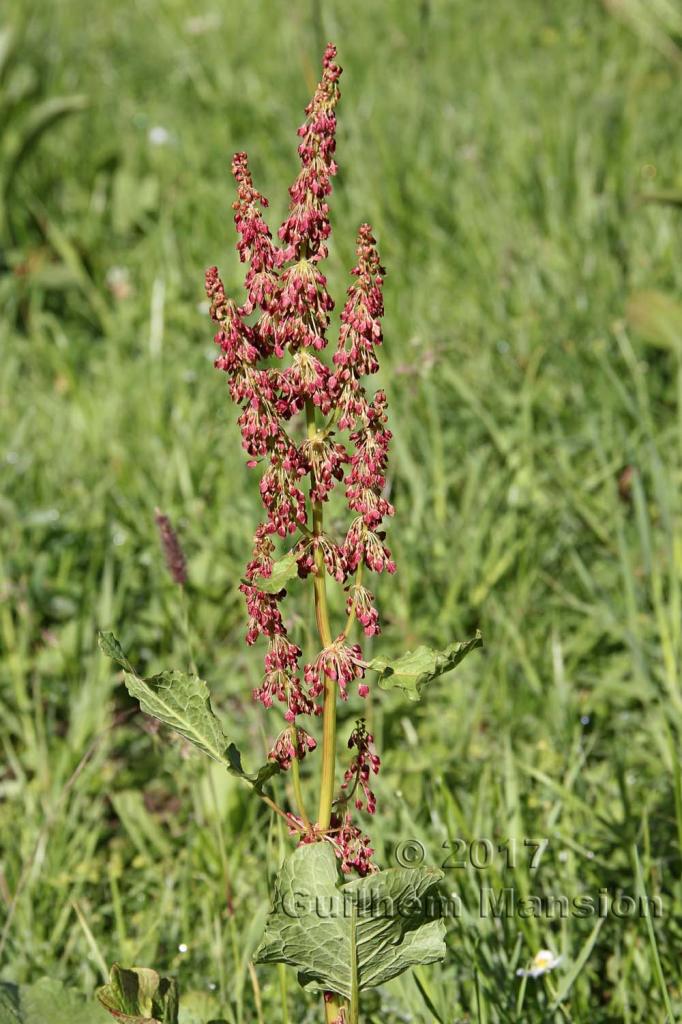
[0, 979, 110, 1024]
[366, 631, 482, 700]
[97, 964, 178, 1024]
[124, 667, 231, 765]
[254, 844, 446, 999]
[97, 632, 278, 790]
[225, 741, 280, 789]
[248, 551, 299, 594]
[99, 630, 132, 670]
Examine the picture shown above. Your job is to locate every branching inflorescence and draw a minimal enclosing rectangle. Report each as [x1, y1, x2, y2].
[97, 43, 482, 1024]
[205, 44, 392, 880]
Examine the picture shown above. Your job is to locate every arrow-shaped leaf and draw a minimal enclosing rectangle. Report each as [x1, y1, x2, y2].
[366, 631, 482, 701]
[97, 632, 278, 789]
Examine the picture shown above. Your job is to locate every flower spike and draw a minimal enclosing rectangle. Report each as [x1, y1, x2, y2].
[204, 43, 394, 878]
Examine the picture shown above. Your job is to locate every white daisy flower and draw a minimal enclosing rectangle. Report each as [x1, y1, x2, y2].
[516, 949, 562, 979]
[148, 125, 171, 146]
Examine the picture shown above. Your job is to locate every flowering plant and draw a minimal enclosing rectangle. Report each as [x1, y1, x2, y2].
[99, 44, 480, 1024]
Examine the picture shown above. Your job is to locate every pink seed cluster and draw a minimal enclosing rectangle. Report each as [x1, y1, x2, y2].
[341, 719, 380, 815]
[268, 727, 317, 770]
[205, 45, 393, 874]
[329, 811, 375, 876]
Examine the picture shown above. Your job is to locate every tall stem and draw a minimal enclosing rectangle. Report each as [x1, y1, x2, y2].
[290, 725, 310, 829]
[305, 399, 337, 830]
[306, 401, 348, 1023]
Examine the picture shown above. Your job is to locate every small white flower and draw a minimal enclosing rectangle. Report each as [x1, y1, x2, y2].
[516, 949, 562, 979]
[148, 125, 171, 146]
[105, 265, 132, 300]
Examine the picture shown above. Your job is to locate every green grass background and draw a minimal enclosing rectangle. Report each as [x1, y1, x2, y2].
[2, 0, 682, 1021]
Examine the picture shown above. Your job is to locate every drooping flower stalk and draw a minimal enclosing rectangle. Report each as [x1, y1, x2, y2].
[205, 44, 394, 1021]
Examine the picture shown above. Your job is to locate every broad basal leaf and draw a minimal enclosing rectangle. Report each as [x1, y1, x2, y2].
[254, 843, 446, 999]
[0, 979, 110, 1024]
[247, 551, 299, 594]
[98, 632, 278, 790]
[97, 964, 178, 1024]
[366, 631, 482, 700]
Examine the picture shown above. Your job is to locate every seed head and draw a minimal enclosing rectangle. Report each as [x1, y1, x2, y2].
[154, 509, 187, 586]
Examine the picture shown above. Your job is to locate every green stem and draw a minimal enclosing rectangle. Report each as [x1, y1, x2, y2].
[305, 400, 349, 1023]
[349, 903, 359, 1024]
[290, 725, 311, 829]
[258, 790, 292, 825]
[342, 562, 364, 639]
[316, 631, 337, 830]
[305, 399, 337, 831]
[278, 964, 289, 1024]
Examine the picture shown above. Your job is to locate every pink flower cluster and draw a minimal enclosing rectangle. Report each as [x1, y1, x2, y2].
[304, 636, 367, 701]
[268, 727, 317, 770]
[329, 811, 375, 876]
[205, 45, 395, 874]
[341, 719, 380, 815]
[289, 810, 376, 877]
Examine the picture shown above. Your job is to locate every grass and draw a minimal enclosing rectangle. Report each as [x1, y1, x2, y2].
[1, 0, 682, 1021]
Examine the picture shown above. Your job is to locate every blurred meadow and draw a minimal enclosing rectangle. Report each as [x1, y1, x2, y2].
[2, 0, 682, 1021]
